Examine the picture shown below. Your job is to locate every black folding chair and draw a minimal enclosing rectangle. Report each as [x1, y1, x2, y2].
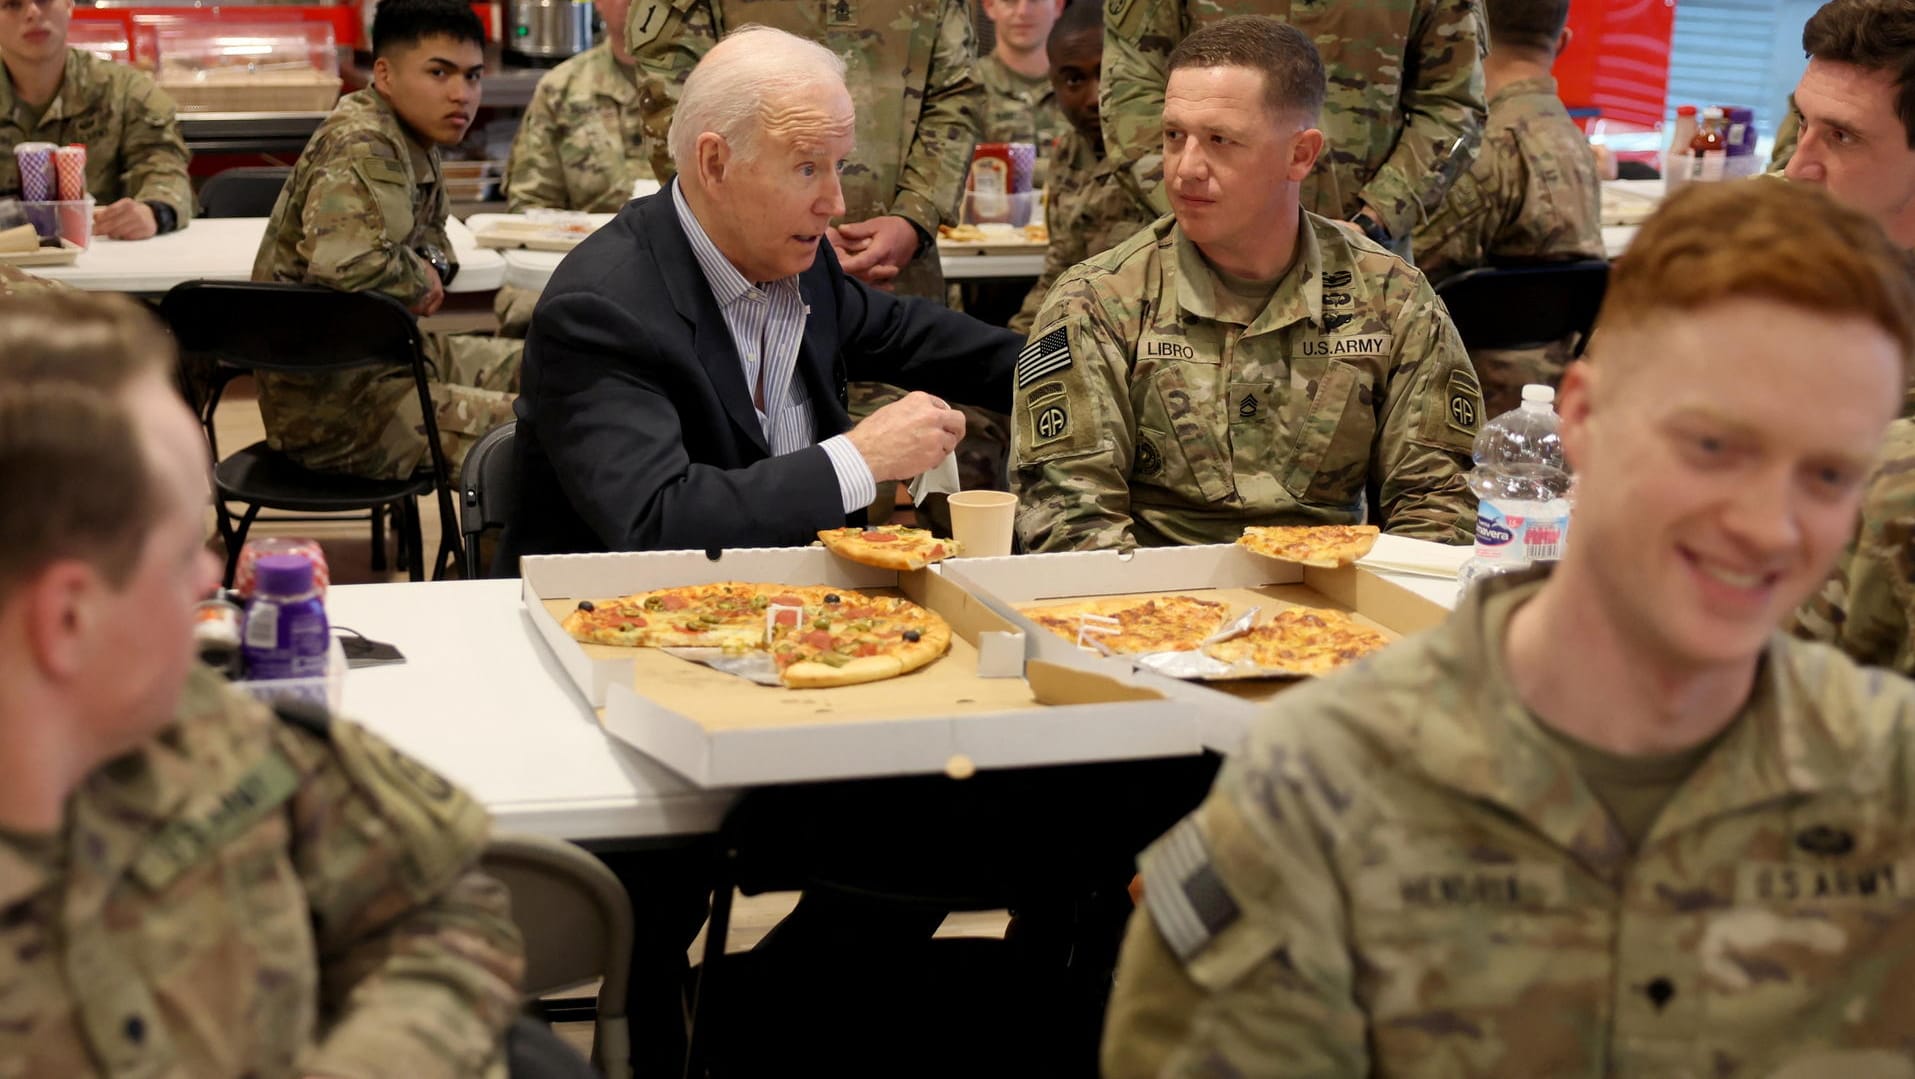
[160, 280, 466, 583]
[460, 419, 518, 578]
[1432, 258, 1610, 354]
[198, 166, 293, 218]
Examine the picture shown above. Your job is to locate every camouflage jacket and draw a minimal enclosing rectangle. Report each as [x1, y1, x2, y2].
[975, 52, 1064, 165]
[623, 0, 982, 299]
[1008, 128, 1159, 334]
[1106, 568, 1915, 1078]
[503, 41, 654, 213]
[1791, 417, 1915, 675]
[1411, 75, 1604, 284]
[0, 48, 194, 225]
[1100, 0, 1485, 239]
[1012, 210, 1481, 551]
[251, 88, 452, 467]
[0, 668, 523, 1079]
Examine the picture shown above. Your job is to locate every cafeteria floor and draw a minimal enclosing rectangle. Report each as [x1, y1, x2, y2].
[206, 378, 1011, 1058]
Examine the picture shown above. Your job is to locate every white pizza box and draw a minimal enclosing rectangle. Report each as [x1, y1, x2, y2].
[942, 543, 1453, 749]
[520, 547, 1206, 787]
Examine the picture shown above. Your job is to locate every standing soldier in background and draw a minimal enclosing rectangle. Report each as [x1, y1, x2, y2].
[0, 0, 192, 239]
[1411, 0, 1604, 415]
[496, 0, 657, 335]
[1100, 0, 1486, 257]
[976, 0, 1067, 170]
[1008, 0, 1160, 334]
[1014, 19, 1483, 553]
[253, 0, 521, 482]
[624, 0, 980, 302]
[1104, 178, 1915, 1079]
[625, 0, 992, 503]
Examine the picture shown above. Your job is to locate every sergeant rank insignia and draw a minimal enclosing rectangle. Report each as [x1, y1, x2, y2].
[1016, 325, 1072, 388]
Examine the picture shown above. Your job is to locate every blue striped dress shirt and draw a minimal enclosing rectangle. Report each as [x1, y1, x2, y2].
[671, 180, 876, 514]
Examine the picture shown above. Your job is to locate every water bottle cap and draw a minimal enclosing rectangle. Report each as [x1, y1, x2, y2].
[253, 554, 315, 597]
[1521, 384, 1556, 406]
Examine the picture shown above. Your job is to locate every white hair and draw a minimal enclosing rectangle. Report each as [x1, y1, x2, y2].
[668, 25, 849, 171]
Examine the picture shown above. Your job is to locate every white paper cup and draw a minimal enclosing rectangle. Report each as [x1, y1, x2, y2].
[948, 490, 1017, 558]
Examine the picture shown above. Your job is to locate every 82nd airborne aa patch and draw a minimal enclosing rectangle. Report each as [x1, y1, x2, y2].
[1446, 370, 1479, 435]
[1028, 388, 1071, 447]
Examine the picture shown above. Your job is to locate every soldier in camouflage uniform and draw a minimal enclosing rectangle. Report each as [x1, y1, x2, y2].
[495, 0, 656, 336]
[1015, 20, 1481, 553]
[1104, 179, 1915, 1079]
[0, 0, 193, 240]
[1101, 0, 1485, 257]
[1009, 0, 1159, 335]
[0, 291, 528, 1079]
[1793, 418, 1915, 673]
[976, 0, 1066, 169]
[253, 0, 521, 482]
[1782, 0, 1915, 252]
[1411, 0, 1604, 417]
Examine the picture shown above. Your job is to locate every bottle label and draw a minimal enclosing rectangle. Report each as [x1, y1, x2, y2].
[1474, 502, 1522, 560]
[244, 602, 280, 650]
[1524, 517, 1567, 562]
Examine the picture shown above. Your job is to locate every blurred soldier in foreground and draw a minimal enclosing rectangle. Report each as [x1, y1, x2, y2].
[253, 0, 521, 481]
[1100, 0, 1485, 256]
[1014, 17, 1482, 553]
[1104, 179, 1915, 1077]
[0, 291, 536, 1078]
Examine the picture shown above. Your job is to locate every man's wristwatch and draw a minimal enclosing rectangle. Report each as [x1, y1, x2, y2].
[1351, 210, 1393, 246]
[415, 243, 456, 287]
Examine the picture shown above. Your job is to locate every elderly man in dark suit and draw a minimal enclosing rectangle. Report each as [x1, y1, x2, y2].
[506, 24, 1018, 561]
[506, 26, 1023, 1077]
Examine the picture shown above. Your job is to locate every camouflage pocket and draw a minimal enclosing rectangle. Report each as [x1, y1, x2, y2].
[350, 155, 417, 246]
[1140, 365, 1233, 504]
[1281, 361, 1375, 507]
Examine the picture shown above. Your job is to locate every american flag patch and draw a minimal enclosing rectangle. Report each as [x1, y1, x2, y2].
[1015, 326, 1072, 388]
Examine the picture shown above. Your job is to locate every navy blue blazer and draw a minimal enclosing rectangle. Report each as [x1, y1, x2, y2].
[501, 189, 1020, 561]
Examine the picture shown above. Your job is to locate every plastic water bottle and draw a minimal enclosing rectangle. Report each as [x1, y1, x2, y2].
[1459, 385, 1573, 590]
[242, 554, 330, 680]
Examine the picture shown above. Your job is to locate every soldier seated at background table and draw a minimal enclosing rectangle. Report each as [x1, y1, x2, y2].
[0, 290, 562, 1079]
[0, 0, 192, 240]
[492, 0, 658, 337]
[1409, 0, 1604, 417]
[1012, 16, 1483, 554]
[1780, 0, 1915, 254]
[251, 0, 521, 482]
[1102, 178, 1915, 1079]
[976, 0, 1066, 176]
[1006, 0, 1160, 335]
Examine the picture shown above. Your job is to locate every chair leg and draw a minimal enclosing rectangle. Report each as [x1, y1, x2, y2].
[223, 503, 264, 587]
[683, 859, 735, 1079]
[369, 505, 388, 572]
[402, 496, 426, 582]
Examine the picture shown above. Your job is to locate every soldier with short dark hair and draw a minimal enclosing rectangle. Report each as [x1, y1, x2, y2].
[1100, 0, 1485, 256]
[1013, 17, 1483, 552]
[252, 0, 520, 481]
[976, 0, 1066, 161]
[1410, 0, 1605, 416]
[1782, 0, 1915, 250]
[1007, 0, 1160, 335]
[1104, 178, 1915, 1078]
[0, 0, 193, 239]
[0, 291, 533, 1079]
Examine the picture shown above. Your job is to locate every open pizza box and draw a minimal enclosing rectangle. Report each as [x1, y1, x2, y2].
[521, 548, 1211, 787]
[941, 543, 1452, 749]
